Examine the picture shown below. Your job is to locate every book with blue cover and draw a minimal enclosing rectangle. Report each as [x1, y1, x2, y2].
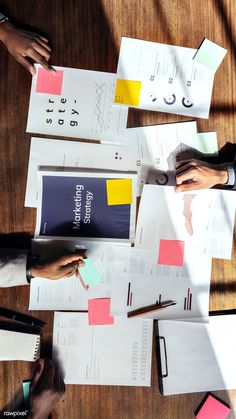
[35, 170, 137, 242]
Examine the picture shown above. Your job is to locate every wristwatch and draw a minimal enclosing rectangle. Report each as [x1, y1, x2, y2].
[26, 254, 36, 284]
[0, 13, 8, 24]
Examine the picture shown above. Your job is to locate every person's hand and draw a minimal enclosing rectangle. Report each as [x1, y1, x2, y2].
[28, 358, 65, 419]
[0, 21, 53, 75]
[31, 252, 85, 280]
[176, 159, 228, 192]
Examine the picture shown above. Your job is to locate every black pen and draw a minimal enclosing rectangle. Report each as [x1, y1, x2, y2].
[0, 307, 45, 327]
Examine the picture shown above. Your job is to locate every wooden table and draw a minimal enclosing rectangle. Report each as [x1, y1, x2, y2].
[0, 0, 236, 417]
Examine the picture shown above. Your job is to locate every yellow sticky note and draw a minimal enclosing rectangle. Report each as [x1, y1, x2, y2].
[106, 179, 133, 205]
[114, 79, 142, 106]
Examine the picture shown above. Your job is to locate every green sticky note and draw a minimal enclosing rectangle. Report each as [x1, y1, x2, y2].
[191, 132, 218, 154]
[22, 380, 31, 410]
[193, 38, 227, 72]
[79, 258, 102, 285]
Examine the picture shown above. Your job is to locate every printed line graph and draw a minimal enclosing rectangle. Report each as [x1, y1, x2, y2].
[183, 194, 196, 236]
[94, 82, 106, 132]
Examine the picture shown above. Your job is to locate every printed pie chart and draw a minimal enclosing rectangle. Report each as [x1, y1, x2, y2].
[182, 97, 193, 107]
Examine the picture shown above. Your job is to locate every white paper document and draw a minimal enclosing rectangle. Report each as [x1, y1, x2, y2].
[29, 240, 120, 310]
[27, 65, 128, 143]
[127, 121, 218, 180]
[110, 247, 211, 321]
[115, 37, 215, 118]
[128, 121, 198, 170]
[25, 137, 140, 208]
[126, 122, 218, 192]
[53, 312, 153, 386]
[135, 185, 236, 259]
[157, 314, 236, 394]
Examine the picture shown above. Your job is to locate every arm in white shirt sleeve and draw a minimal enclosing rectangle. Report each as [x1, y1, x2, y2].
[0, 249, 28, 287]
[225, 163, 236, 187]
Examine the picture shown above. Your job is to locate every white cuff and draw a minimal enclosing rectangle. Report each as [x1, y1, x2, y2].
[0, 249, 29, 287]
[225, 164, 235, 186]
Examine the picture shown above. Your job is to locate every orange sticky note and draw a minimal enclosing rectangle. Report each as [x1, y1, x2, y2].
[114, 79, 142, 106]
[36, 68, 64, 95]
[158, 239, 185, 267]
[106, 179, 132, 205]
[195, 394, 231, 419]
[88, 298, 114, 325]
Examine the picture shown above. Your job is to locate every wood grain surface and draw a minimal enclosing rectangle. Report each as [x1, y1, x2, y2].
[0, 0, 236, 418]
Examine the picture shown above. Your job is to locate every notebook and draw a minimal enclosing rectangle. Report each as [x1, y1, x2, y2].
[0, 329, 40, 361]
[35, 170, 137, 242]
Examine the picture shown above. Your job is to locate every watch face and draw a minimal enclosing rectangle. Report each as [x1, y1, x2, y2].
[155, 173, 169, 185]
[0, 13, 7, 22]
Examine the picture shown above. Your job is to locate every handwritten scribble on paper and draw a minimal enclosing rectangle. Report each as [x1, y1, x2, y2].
[94, 82, 106, 131]
[183, 194, 196, 236]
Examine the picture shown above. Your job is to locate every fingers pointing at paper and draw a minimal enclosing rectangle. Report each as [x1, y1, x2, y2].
[175, 159, 228, 192]
[31, 252, 85, 280]
[0, 21, 53, 75]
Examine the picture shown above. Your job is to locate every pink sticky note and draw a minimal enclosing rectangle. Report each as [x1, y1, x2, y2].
[36, 67, 64, 95]
[158, 239, 185, 267]
[88, 298, 114, 326]
[196, 394, 231, 419]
